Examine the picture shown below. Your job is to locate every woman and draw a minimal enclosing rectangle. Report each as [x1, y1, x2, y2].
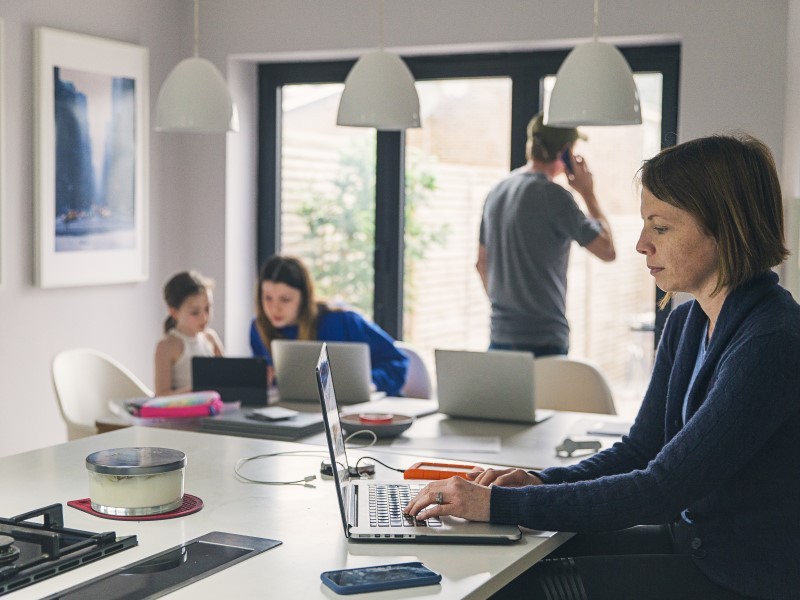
[405, 134, 800, 600]
[250, 255, 408, 397]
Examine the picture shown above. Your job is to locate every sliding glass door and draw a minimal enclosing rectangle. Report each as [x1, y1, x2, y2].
[258, 45, 680, 410]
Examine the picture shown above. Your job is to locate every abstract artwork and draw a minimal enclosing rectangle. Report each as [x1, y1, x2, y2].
[0, 19, 4, 287]
[35, 28, 148, 287]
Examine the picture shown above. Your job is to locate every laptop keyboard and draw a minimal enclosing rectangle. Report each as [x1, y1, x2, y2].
[368, 483, 442, 528]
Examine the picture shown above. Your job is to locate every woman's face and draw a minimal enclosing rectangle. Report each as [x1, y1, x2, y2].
[261, 281, 302, 328]
[636, 188, 719, 300]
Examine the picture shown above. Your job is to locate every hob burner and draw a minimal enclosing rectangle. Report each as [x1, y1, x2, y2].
[0, 536, 19, 566]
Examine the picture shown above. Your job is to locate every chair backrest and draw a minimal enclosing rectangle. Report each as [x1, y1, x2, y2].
[534, 355, 616, 415]
[51, 348, 153, 440]
[396, 341, 432, 399]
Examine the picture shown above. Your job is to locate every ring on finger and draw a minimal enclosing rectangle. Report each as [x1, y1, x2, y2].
[435, 491, 444, 505]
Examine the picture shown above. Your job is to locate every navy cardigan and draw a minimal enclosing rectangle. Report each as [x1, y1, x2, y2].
[491, 273, 800, 599]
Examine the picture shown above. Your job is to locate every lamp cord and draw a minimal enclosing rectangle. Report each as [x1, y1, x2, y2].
[193, 0, 200, 57]
[378, 0, 385, 49]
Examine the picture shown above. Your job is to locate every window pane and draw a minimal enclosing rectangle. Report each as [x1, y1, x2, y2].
[543, 73, 663, 415]
[280, 83, 376, 317]
[403, 78, 512, 372]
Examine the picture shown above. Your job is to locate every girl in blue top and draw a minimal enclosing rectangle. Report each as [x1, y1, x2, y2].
[249, 255, 408, 397]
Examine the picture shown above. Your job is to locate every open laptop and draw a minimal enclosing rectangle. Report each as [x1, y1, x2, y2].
[316, 343, 521, 544]
[192, 356, 268, 406]
[435, 349, 553, 424]
[273, 340, 378, 405]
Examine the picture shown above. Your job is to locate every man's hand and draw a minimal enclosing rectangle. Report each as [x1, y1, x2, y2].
[567, 154, 594, 199]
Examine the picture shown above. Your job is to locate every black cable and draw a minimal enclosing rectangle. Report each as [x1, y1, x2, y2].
[355, 455, 405, 473]
[234, 429, 407, 485]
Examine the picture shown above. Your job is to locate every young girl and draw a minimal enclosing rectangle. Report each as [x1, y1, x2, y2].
[249, 255, 408, 397]
[155, 271, 224, 395]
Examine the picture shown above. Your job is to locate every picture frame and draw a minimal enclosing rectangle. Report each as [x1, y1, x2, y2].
[0, 19, 5, 288]
[34, 27, 149, 288]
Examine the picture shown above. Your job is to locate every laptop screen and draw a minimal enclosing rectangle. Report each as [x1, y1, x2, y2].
[191, 357, 268, 406]
[315, 343, 353, 536]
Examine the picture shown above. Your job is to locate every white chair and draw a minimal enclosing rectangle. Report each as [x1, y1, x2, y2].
[534, 355, 617, 415]
[396, 341, 433, 399]
[52, 348, 153, 440]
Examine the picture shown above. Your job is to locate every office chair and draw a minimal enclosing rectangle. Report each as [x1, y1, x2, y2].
[534, 355, 617, 415]
[396, 341, 433, 399]
[51, 348, 153, 440]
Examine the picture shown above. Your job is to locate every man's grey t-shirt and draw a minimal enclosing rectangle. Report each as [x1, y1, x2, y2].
[479, 171, 602, 349]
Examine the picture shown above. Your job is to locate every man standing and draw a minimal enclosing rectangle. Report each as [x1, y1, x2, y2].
[476, 113, 616, 357]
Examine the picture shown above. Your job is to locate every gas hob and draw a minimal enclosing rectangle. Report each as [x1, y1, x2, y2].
[0, 503, 137, 596]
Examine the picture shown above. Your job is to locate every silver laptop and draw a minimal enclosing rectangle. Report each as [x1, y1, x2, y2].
[273, 340, 377, 405]
[435, 349, 553, 424]
[316, 343, 521, 544]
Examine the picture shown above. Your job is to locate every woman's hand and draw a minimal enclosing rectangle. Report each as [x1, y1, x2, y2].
[403, 476, 492, 522]
[468, 467, 543, 488]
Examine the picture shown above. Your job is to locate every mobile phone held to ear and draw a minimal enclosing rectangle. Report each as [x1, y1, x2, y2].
[561, 148, 573, 174]
[320, 562, 442, 595]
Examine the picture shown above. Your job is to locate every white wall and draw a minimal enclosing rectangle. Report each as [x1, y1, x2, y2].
[0, 0, 195, 456]
[782, 0, 800, 295]
[0, 0, 796, 456]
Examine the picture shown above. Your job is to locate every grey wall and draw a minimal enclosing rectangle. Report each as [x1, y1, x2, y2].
[0, 0, 797, 456]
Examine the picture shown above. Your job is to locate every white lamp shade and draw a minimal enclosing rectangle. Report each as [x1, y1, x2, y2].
[337, 50, 421, 130]
[545, 41, 642, 127]
[155, 57, 239, 133]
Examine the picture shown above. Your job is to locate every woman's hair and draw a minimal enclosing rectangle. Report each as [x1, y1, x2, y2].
[163, 271, 213, 333]
[638, 133, 788, 306]
[255, 255, 325, 352]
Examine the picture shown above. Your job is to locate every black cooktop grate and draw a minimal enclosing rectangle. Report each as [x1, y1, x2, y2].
[0, 504, 137, 597]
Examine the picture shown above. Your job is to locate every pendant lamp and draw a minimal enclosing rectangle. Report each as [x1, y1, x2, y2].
[336, 0, 420, 130]
[545, 0, 641, 127]
[155, 0, 239, 133]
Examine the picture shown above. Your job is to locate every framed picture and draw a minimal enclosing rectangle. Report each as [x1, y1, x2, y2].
[0, 19, 5, 288]
[34, 27, 148, 288]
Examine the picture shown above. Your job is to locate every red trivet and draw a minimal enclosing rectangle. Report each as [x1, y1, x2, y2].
[67, 493, 204, 521]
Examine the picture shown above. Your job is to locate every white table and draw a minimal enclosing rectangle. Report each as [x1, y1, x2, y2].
[99, 400, 631, 471]
[303, 410, 631, 470]
[3, 427, 574, 600]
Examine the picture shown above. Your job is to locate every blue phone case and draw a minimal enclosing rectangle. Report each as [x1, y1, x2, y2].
[320, 561, 442, 595]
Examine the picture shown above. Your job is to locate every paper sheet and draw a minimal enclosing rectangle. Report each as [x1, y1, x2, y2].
[390, 435, 501, 453]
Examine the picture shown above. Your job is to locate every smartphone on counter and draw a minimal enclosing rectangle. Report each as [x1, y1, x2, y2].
[560, 148, 573, 174]
[320, 562, 442, 595]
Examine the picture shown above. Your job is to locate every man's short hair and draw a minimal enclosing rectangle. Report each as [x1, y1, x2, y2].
[527, 113, 586, 162]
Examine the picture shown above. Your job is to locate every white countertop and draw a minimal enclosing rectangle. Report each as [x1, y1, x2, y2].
[2, 426, 575, 599]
